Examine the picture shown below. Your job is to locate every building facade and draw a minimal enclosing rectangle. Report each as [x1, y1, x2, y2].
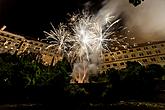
[100, 41, 165, 73]
[0, 30, 62, 66]
[0, 30, 165, 73]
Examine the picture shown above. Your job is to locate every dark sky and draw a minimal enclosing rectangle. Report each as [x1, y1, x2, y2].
[0, 0, 101, 39]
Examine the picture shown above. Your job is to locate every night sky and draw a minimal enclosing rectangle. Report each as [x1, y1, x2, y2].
[0, 0, 101, 39]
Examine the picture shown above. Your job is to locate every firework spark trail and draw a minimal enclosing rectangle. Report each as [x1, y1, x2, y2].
[44, 23, 72, 55]
[44, 11, 131, 83]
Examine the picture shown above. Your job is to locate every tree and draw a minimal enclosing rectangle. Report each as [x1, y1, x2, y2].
[106, 68, 120, 83]
[47, 57, 71, 86]
[145, 64, 165, 80]
[0, 52, 72, 88]
[121, 61, 145, 80]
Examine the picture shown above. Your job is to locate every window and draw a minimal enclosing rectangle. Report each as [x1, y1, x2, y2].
[160, 57, 165, 60]
[161, 44, 164, 47]
[104, 54, 108, 57]
[139, 53, 144, 56]
[152, 45, 157, 48]
[105, 59, 109, 62]
[155, 50, 161, 54]
[110, 53, 114, 56]
[107, 64, 110, 67]
[6, 34, 10, 37]
[122, 51, 126, 53]
[111, 58, 115, 61]
[0, 38, 6, 42]
[11, 36, 15, 39]
[15, 44, 19, 47]
[146, 51, 152, 55]
[129, 50, 133, 52]
[36, 47, 40, 50]
[137, 48, 141, 51]
[142, 59, 148, 63]
[131, 54, 136, 57]
[120, 62, 124, 66]
[151, 58, 156, 62]
[34, 43, 38, 46]
[0, 33, 4, 36]
[117, 52, 120, 54]
[124, 55, 128, 58]
[17, 38, 22, 41]
[144, 47, 149, 50]
[50, 50, 55, 53]
[118, 56, 122, 59]
[113, 64, 117, 66]
[40, 44, 44, 47]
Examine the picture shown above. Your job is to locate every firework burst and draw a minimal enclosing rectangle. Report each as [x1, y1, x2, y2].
[44, 10, 131, 83]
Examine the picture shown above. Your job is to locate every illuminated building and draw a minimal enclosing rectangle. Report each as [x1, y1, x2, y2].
[0, 30, 62, 66]
[0, 30, 165, 73]
[100, 41, 165, 73]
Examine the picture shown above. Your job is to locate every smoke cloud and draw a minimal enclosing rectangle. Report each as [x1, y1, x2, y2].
[97, 0, 165, 42]
[71, 0, 165, 83]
